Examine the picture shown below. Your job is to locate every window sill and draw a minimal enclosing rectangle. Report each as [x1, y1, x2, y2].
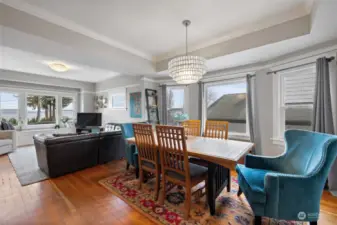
[271, 137, 285, 146]
[229, 133, 251, 142]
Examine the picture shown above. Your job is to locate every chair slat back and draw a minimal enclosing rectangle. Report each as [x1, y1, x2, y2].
[204, 120, 229, 139]
[133, 124, 157, 164]
[181, 120, 201, 136]
[156, 125, 189, 177]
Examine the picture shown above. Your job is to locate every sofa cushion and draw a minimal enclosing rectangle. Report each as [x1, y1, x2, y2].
[1, 122, 14, 130]
[0, 139, 12, 147]
[236, 164, 269, 204]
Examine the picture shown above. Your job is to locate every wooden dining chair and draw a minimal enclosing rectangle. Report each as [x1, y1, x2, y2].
[204, 120, 229, 139]
[133, 123, 160, 200]
[156, 125, 208, 219]
[181, 120, 201, 136]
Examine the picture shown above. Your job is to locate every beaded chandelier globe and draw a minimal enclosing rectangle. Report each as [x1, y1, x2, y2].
[168, 20, 207, 84]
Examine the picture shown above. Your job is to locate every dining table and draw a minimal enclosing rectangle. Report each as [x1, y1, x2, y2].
[126, 135, 254, 215]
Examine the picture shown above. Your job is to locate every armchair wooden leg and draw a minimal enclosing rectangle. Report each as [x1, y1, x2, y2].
[254, 216, 262, 225]
[237, 187, 243, 197]
[135, 167, 139, 179]
[310, 222, 317, 225]
[227, 170, 231, 192]
[126, 162, 130, 170]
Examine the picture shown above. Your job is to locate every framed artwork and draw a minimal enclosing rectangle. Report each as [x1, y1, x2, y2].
[130, 92, 142, 118]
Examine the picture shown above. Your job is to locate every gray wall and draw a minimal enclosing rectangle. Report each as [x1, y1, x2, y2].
[0, 69, 96, 112]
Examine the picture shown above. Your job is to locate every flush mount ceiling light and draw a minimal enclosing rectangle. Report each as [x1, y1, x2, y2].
[168, 20, 207, 84]
[48, 62, 70, 72]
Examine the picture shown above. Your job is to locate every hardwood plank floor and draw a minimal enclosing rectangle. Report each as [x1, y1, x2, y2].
[1, 149, 337, 225]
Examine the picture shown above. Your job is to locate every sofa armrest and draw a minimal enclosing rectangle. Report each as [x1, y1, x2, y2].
[0, 130, 16, 149]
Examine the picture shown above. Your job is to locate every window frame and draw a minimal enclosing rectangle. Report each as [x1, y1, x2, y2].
[272, 66, 315, 145]
[0, 91, 20, 127]
[25, 92, 58, 129]
[60, 95, 77, 120]
[166, 85, 189, 124]
[202, 78, 250, 140]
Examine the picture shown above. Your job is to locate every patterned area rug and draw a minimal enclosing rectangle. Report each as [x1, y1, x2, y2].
[99, 169, 303, 225]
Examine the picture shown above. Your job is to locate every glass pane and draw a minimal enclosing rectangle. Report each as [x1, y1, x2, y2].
[0, 92, 19, 126]
[112, 95, 125, 108]
[206, 82, 247, 133]
[27, 95, 56, 125]
[167, 88, 185, 125]
[285, 106, 313, 131]
[62, 97, 74, 119]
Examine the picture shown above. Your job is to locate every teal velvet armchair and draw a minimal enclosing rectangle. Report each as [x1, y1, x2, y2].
[120, 123, 139, 178]
[236, 130, 337, 225]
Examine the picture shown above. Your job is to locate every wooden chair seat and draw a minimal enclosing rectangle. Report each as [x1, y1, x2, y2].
[166, 163, 208, 182]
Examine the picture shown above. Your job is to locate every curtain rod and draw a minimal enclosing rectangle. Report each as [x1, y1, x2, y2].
[267, 56, 335, 75]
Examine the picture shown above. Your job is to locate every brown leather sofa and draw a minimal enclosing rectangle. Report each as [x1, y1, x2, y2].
[34, 131, 124, 178]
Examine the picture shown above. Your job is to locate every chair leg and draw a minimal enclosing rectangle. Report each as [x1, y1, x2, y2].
[237, 187, 243, 197]
[184, 188, 192, 220]
[254, 216, 262, 225]
[310, 222, 317, 225]
[154, 172, 160, 201]
[159, 176, 166, 205]
[138, 169, 143, 190]
[126, 162, 130, 170]
[135, 167, 139, 179]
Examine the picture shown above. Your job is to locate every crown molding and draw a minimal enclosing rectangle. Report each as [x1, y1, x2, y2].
[2, 0, 152, 61]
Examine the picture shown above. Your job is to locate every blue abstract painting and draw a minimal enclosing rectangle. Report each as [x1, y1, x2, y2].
[130, 92, 142, 118]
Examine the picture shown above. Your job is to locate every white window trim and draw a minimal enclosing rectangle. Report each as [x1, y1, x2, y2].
[25, 92, 58, 129]
[166, 85, 189, 115]
[60, 95, 77, 119]
[272, 68, 315, 146]
[0, 90, 20, 128]
[202, 78, 250, 139]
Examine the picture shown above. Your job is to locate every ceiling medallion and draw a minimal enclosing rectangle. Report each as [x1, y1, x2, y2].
[48, 62, 69, 72]
[168, 20, 207, 84]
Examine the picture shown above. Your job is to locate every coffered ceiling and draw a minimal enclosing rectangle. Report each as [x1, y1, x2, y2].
[1, 0, 337, 82]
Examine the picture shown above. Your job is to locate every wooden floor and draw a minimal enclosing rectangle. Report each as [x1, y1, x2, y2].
[1, 151, 337, 225]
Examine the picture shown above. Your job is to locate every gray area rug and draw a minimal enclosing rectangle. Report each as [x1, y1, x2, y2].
[8, 146, 49, 186]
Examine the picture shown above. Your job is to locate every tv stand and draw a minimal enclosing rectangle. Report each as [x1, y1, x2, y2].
[76, 127, 104, 134]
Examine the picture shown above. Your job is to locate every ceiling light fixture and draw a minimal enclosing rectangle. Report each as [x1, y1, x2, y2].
[48, 62, 69, 72]
[168, 20, 207, 84]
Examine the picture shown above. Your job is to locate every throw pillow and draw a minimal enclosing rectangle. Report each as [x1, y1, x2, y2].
[2, 121, 15, 130]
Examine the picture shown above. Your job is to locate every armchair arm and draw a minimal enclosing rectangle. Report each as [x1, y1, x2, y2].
[245, 154, 284, 171]
[0, 130, 17, 149]
[264, 173, 321, 221]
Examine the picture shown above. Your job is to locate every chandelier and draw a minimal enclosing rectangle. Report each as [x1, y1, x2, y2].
[168, 20, 207, 84]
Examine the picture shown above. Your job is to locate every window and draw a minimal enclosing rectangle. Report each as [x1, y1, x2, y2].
[204, 80, 248, 135]
[27, 95, 56, 125]
[166, 86, 186, 125]
[0, 92, 19, 126]
[273, 65, 316, 141]
[111, 94, 126, 109]
[62, 97, 75, 119]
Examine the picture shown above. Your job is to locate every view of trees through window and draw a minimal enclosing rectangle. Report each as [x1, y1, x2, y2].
[62, 97, 75, 119]
[27, 95, 57, 125]
[167, 87, 184, 125]
[206, 82, 247, 133]
[0, 92, 19, 126]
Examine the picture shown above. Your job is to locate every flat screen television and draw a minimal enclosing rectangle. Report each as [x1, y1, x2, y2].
[77, 113, 102, 127]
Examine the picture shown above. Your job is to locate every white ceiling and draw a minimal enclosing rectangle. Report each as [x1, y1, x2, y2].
[3, 0, 313, 60]
[1, 46, 120, 82]
[1, 0, 337, 83]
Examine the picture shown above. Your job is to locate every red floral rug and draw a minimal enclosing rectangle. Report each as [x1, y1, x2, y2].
[99, 169, 303, 225]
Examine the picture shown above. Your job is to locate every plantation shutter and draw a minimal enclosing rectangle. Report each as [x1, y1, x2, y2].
[279, 65, 316, 106]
